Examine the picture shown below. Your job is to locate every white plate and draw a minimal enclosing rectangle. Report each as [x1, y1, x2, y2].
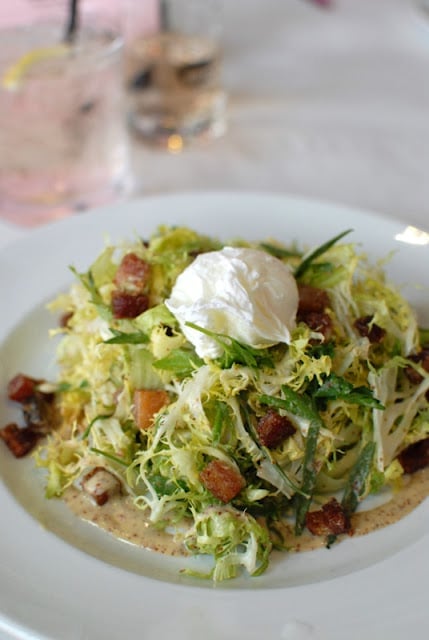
[1, 192, 428, 640]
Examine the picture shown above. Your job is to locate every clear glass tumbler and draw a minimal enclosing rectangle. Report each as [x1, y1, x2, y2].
[125, 0, 226, 149]
[0, 15, 132, 226]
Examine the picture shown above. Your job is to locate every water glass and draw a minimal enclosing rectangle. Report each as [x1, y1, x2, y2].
[0, 14, 132, 226]
[126, 0, 226, 149]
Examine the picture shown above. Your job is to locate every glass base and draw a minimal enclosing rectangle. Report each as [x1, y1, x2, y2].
[128, 93, 227, 148]
[0, 174, 134, 228]
[129, 114, 226, 148]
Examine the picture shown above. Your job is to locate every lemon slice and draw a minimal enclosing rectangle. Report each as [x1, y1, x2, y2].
[2, 44, 69, 90]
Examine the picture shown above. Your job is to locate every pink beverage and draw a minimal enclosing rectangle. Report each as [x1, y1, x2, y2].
[0, 23, 132, 226]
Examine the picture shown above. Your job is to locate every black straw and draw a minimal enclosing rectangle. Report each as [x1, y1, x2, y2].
[160, 0, 169, 30]
[64, 0, 79, 43]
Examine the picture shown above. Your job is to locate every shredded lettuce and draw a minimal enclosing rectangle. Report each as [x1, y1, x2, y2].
[34, 225, 429, 581]
[183, 506, 271, 580]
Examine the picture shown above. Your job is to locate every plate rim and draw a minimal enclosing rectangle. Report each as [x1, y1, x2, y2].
[0, 191, 428, 640]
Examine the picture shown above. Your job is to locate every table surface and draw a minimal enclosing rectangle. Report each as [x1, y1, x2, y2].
[0, 0, 428, 637]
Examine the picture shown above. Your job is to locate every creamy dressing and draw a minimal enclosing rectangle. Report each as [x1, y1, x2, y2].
[64, 487, 188, 556]
[277, 466, 429, 552]
[64, 466, 429, 557]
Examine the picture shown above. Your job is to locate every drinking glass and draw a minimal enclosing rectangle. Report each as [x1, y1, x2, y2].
[0, 10, 132, 226]
[125, 0, 226, 149]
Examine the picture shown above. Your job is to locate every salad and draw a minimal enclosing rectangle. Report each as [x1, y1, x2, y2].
[2, 224, 429, 581]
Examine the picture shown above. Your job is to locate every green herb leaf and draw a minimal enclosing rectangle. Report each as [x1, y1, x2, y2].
[153, 348, 204, 378]
[313, 373, 356, 397]
[260, 386, 318, 422]
[104, 328, 149, 345]
[149, 474, 187, 497]
[70, 265, 112, 320]
[314, 373, 384, 409]
[185, 322, 273, 369]
[211, 399, 230, 446]
[294, 229, 353, 279]
[307, 342, 335, 359]
[341, 441, 376, 516]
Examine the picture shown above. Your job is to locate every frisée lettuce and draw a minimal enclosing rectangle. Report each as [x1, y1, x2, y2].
[33, 224, 429, 581]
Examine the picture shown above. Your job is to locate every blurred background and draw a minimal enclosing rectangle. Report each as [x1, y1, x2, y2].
[0, 0, 428, 231]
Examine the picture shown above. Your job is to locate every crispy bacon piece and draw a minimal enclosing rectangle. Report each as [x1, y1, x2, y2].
[2, 374, 59, 458]
[354, 315, 386, 344]
[111, 252, 151, 317]
[22, 391, 55, 431]
[114, 253, 150, 293]
[305, 498, 351, 537]
[397, 437, 429, 474]
[59, 311, 73, 328]
[404, 349, 429, 385]
[81, 467, 122, 506]
[297, 285, 332, 341]
[111, 291, 149, 319]
[200, 459, 246, 503]
[7, 374, 39, 402]
[297, 284, 330, 315]
[300, 311, 333, 341]
[0, 423, 41, 458]
[257, 409, 296, 449]
[404, 361, 424, 386]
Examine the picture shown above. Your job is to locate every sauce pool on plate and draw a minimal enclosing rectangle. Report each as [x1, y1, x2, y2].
[64, 466, 429, 557]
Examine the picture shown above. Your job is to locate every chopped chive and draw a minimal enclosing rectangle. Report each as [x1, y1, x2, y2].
[90, 447, 129, 467]
[341, 441, 376, 516]
[294, 419, 321, 535]
[212, 400, 229, 446]
[259, 242, 301, 259]
[294, 229, 353, 279]
[327, 441, 376, 547]
[82, 413, 113, 440]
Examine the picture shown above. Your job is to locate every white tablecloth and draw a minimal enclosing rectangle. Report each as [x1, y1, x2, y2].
[0, 0, 428, 637]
